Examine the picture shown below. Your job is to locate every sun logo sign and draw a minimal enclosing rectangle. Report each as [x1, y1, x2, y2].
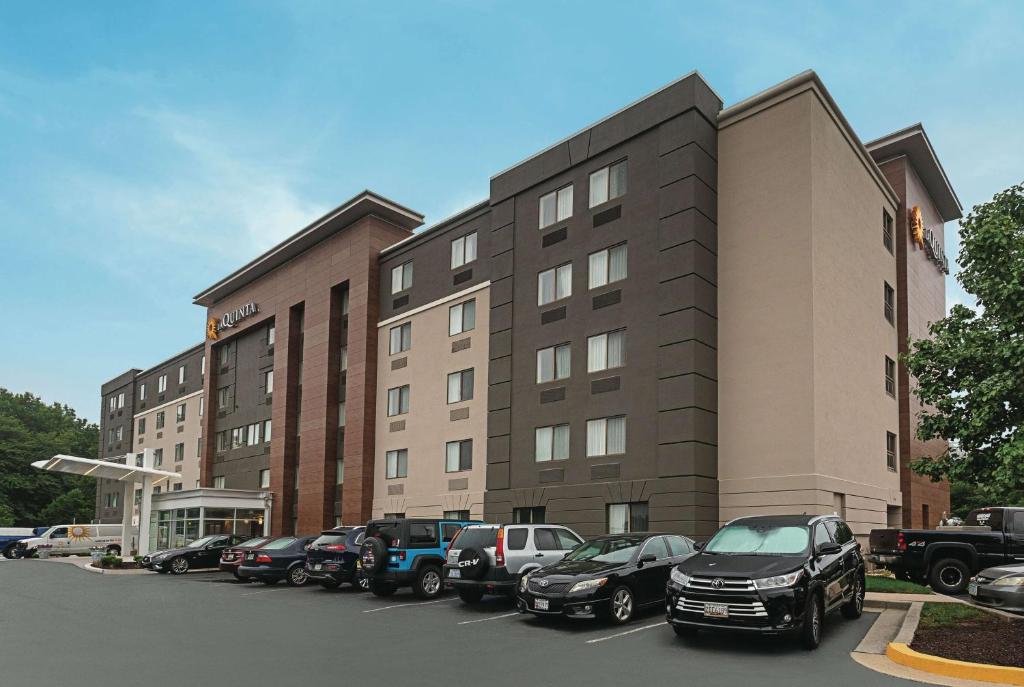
[67, 525, 93, 543]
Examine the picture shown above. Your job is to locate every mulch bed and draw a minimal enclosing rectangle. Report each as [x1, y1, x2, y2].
[912, 616, 1024, 669]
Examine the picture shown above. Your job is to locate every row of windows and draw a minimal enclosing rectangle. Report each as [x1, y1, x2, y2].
[136, 398, 203, 436]
[536, 329, 625, 383]
[387, 299, 476, 356]
[216, 420, 272, 451]
[385, 438, 474, 479]
[539, 160, 627, 229]
[538, 243, 627, 306]
[150, 442, 192, 466]
[535, 415, 626, 462]
[386, 367, 475, 417]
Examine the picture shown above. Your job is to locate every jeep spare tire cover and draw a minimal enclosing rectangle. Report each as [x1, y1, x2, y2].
[360, 537, 387, 575]
[457, 546, 489, 580]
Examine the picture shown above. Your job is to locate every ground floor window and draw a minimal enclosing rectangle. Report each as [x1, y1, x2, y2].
[607, 502, 648, 534]
[513, 506, 546, 524]
[150, 507, 266, 550]
[443, 510, 470, 520]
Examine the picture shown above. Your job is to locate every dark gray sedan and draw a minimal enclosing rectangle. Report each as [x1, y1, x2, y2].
[969, 563, 1024, 614]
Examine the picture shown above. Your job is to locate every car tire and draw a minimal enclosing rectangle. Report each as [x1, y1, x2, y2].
[458, 587, 485, 603]
[169, 557, 189, 575]
[800, 591, 823, 650]
[841, 573, 865, 619]
[360, 537, 388, 576]
[673, 624, 698, 639]
[457, 547, 489, 581]
[607, 585, 635, 625]
[928, 558, 970, 595]
[319, 579, 341, 590]
[413, 564, 444, 599]
[2, 544, 19, 560]
[105, 545, 121, 556]
[286, 565, 310, 587]
[369, 580, 396, 597]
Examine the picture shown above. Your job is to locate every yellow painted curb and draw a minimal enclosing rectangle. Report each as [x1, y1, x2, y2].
[887, 642, 1024, 686]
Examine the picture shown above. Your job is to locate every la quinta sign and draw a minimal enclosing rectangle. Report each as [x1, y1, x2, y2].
[909, 206, 949, 275]
[207, 301, 259, 340]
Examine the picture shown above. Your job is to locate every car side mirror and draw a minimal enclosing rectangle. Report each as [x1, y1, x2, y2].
[693, 541, 705, 551]
[638, 553, 656, 565]
[816, 542, 842, 556]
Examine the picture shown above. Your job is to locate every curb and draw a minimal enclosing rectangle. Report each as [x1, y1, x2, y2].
[886, 643, 1024, 686]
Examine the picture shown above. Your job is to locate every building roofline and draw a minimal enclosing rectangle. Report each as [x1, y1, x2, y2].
[134, 341, 206, 379]
[378, 199, 490, 259]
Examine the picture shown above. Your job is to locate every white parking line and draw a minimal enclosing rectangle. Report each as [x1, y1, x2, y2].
[457, 612, 520, 625]
[240, 587, 290, 596]
[585, 622, 665, 644]
[362, 598, 459, 613]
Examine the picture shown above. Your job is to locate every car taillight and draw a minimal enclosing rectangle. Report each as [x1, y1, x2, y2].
[325, 544, 346, 552]
[897, 532, 906, 552]
[398, 550, 407, 561]
[496, 527, 505, 567]
[255, 554, 272, 563]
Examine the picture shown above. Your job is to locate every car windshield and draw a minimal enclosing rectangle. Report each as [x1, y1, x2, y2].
[564, 537, 641, 564]
[186, 536, 220, 549]
[237, 537, 267, 548]
[705, 525, 809, 555]
[262, 537, 298, 550]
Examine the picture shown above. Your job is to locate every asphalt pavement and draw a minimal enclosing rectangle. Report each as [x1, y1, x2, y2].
[0, 560, 922, 687]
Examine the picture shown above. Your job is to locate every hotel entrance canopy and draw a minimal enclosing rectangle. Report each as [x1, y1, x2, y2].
[31, 454, 179, 482]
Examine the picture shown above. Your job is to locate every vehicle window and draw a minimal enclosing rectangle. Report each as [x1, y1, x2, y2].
[640, 537, 670, 560]
[352, 532, 365, 546]
[814, 524, 832, 548]
[565, 537, 643, 564]
[237, 537, 267, 548]
[311, 533, 347, 549]
[506, 528, 528, 550]
[365, 522, 402, 547]
[830, 521, 854, 545]
[534, 528, 559, 551]
[451, 527, 497, 550]
[665, 535, 692, 556]
[185, 535, 220, 549]
[408, 523, 438, 547]
[554, 528, 582, 550]
[705, 525, 810, 555]
[261, 537, 297, 550]
[966, 509, 1004, 530]
[50, 527, 68, 539]
[1011, 512, 1024, 534]
[441, 524, 462, 543]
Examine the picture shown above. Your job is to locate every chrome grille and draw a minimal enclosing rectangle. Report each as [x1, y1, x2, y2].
[528, 579, 572, 594]
[685, 575, 756, 592]
[676, 597, 768, 617]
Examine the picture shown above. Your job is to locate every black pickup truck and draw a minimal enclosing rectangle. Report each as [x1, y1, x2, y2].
[868, 507, 1024, 594]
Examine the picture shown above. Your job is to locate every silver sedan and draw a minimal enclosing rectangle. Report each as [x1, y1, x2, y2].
[969, 563, 1024, 614]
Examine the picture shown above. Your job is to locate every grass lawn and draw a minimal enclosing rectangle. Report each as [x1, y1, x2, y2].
[917, 602, 988, 629]
[865, 575, 932, 595]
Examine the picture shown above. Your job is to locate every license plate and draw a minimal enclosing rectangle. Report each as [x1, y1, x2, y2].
[355, 560, 361, 569]
[448, 569, 461, 579]
[535, 599, 549, 611]
[968, 582, 978, 596]
[247, 553, 255, 560]
[704, 603, 729, 618]
[314, 563, 322, 571]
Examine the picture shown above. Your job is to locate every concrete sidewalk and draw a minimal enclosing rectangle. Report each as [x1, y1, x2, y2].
[26, 555, 153, 575]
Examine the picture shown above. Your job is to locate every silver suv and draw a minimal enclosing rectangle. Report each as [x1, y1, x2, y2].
[443, 523, 583, 603]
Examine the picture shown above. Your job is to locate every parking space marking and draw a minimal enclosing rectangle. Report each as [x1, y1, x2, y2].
[240, 587, 291, 596]
[457, 612, 520, 625]
[585, 622, 665, 644]
[361, 598, 459, 613]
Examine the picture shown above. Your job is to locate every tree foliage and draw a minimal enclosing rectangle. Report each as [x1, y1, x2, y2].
[905, 181, 1024, 504]
[0, 388, 98, 526]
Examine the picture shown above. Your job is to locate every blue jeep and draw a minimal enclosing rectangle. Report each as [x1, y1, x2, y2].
[360, 517, 479, 599]
[1, 527, 48, 559]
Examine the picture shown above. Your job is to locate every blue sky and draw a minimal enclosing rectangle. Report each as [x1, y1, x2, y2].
[1, 1, 1022, 421]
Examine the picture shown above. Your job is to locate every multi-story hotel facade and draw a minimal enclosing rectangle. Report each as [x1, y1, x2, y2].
[98, 69, 957, 541]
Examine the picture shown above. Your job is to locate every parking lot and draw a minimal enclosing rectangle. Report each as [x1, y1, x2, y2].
[0, 560, 925, 687]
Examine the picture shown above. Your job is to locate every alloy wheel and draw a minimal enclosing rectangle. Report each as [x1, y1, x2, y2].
[291, 567, 308, 585]
[855, 578, 864, 612]
[612, 588, 633, 622]
[171, 558, 188, 574]
[422, 570, 441, 596]
[811, 601, 821, 642]
[357, 574, 369, 591]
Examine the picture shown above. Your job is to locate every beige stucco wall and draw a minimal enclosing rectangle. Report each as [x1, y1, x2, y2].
[717, 86, 902, 538]
[372, 283, 489, 518]
[133, 391, 204, 494]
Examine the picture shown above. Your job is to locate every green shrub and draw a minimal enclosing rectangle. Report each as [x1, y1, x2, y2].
[100, 555, 122, 568]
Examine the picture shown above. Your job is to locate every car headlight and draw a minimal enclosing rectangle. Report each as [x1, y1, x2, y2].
[569, 577, 608, 593]
[753, 570, 802, 589]
[992, 576, 1024, 587]
[520, 573, 530, 592]
[670, 568, 690, 587]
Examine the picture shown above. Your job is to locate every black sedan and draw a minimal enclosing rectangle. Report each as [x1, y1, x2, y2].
[306, 526, 367, 590]
[237, 535, 318, 586]
[142, 534, 249, 575]
[517, 533, 695, 624]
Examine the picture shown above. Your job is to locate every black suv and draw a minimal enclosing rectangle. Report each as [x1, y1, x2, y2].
[360, 517, 479, 598]
[666, 514, 865, 649]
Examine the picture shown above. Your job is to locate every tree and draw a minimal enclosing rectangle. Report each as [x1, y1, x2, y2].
[904, 181, 1024, 504]
[0, 389, 99, 526]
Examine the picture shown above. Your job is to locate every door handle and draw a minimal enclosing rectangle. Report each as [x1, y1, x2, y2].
[535, 553, 544, 557]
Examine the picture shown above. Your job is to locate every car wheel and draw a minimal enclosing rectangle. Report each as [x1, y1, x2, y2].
[105, 546, 121, 556]
[369, 580, 396, 597]
[458, 588, 485, 604]
[286, 566, 310, 587]
[169, 557, 189, 575]
[2, 544, 19, 560]
[319, 579, 341, 590]
[800, 592, 823, 650]
[354, 572, 369, 591]
[841, 573, 865, 619]
[414, 565, 444, 599]
[929, 558, 970, 595]
[673, 624, 698, 639]
[608, 586, 635, 625]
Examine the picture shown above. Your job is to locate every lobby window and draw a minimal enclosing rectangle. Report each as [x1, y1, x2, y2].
[155, 411, 165, 430]
[538, 263, 572, 306]
[264, 370, 274, 394]
[588, 330, 626, 373]
[539, 184, 573, 229]
[451, 232, 477, 269]
[267, 324, 275, 347]
[883, 209, 894, 254]
[535, 424, 570, 462]
[336, 458, 344, 485]
[259, 469, 270, 489]
[608, 502, 648, 534]
[174, 443, 184, 462]
[589, 159, 627, 207]
[176, 403, 186, 423]
[589, 243, 627, 289]
[390, 322, 412, 354]
[158, 375, 167, 393]
[154, 448, 164, 466]
[138, 418, 146, 435]
[178, 365, 186, 385]
[513, 506, 546, 524]
[263, 420, 272, 443]
[884, 282, 895, 325]
[447, 369, 474, 403]
[391, 261, 413, 294]
[387, 385, 410, 416]
[887, 432, 897, 472]
[885, 356, 896, 397]
[449, 299, 476, 336]
[139, 383, 146, 402]
[445, 439, 473, 472]
[214, 476, 225, 489]
[218, 386, 232, 410]
[117, 392, 125, 409]
[587, 416, 626, 457]
[536, 343, 571, 383]
[386, 449, 408, 479]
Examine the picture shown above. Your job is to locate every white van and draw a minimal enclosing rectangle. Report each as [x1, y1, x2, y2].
[18, 524, 122, 557]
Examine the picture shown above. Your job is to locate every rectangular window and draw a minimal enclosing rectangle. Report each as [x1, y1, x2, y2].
[445, 439, 473, 472]
[589, 159, 627, 207]
[197, 437, 201, 458]
[117, 392, 124, 409]
[200, 355, 206, 377]
[336, 458, 344, 485]
[247, 423, 260, 446]
[109, 397, 115, 412]
[391, 261, 413, 294]
[539, 185, 573, 229]
[536, 343, 571, 383]
[139, 383, 146, 401]
[115, 426, 123, 441]
[263, 419, 272, 443]
[587, 416, 626, 457]
[218, 386, 231, 410]
[214, 476, 225, 489]
[231, 426, 245, 449]
[887, 432, 897, 472]
[885, 356, 896, 397]
[588, 243, 628, 289]
[535, 424, 570, 462]
[158, 375, 167, 393]
[883, 209, 894, 254]
[607, 502, 648, 534]
[176, 403, 186, 423]
[267, 324, 276, 347]
[387, 385, 410, 416]
[265, 370, 274, 394]
[448, 299, 476, 336]
[216, 431, 228, 452]
[178, 365, 186, 385]
[172, 483, 182, 492]
[218, 345, 229, 367]
[154, 448, 164, 466]
[386, 449, 408, 479]
[450, 232, 478, 269]
[447, 369, 474, 403]
[199, 396, 204, 417]
[538, 263, 572, 306]
[138, 418, 146, 435]
[513, 506, 546, 524]
[259, 469, 270, 489]
[155, 411, 165, 430]
[338, 401, 346, 427]
[443, 510, 470, 521]
[884, 282, 895, 325]
[587, 330, 626, 373]
[389, 322, 412, 354]
[174, 443, 184, 462]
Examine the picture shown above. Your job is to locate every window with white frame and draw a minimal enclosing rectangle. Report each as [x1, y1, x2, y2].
[536, 343, 571, 383]
[340, 346, 348, 372]
[447, 369, 474, 403]
[608, 502, 648, 534]
[138, 418, 145, 434]
[267, 324, 276, 347]
[445, 439, 473, 472]
[158, 375, 167, 393]
[174, 443, 184, 462]
[154, 448, 164, 466]
[391, 261, 413, 294]
[214, 476, 225, 489]
[589, 243, 627, 289]
[586, 416, 626, 457]
[263, 419, 272, 443]
[387, 385, 410, 416]
[200, 355, 206, 377]
[178, 365, 186, 384]
[115, 426, 123, 441]
[336, 458, 344, 484]
[589, 160, 627, 207]
[451, 232, 477, 269]
[218, 386, 231, 410]
[176, 403, 186, 423]
[535, 424, 570, 462]
[539, 185, 573, 229]
[155, 411, 165, 430]
[117, 392, 124, 409]
[199, 396, 204, 417]
[386, 449, 408, 479]
[108, 397, 115, 412]
[390, 322, 412, 354]
[259, 469, 270, 489]
[538, 263, 572, 306]
[449, 299, 476, 336]
[265, 370, 274, 394]
[139, 383, 146, 401]
[587, 330, 626, 373]
[247, 422, 260, 446]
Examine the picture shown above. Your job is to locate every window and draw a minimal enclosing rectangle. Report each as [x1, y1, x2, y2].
[172, 483, 182, 492]
[539, 185, 573, 229]
[105, 492, 118, 509]
[513, 506, 546, 524]
[218, 345, 229, 367]
[154, 448, 164, 466]
[199, 397, 204, 417]
[214, 476, 225, 489]
[588, 243, 627, 289]
[218, 386, 231, 410]
[555, 528, 583, 549]
[589, 160, 627, 207]
[339, 346, 348, 373]
[535, 424, 570, 462]
[336, 458, 344, 484]
[813, 523, 832, 548]
[197, 437, 202, 458]
[158, 375, 167, 393]
[176, 403, 186, 423]
[231, 426, 246, 449]
[389, 322, 412, 354]
[445, 439, 473, 472]
[451, 232, 477, 269]
[155, 411, 165, 430]
[259, 469, 270, 489]
[387, 385, 410, 416]
[448, 299, 476, 336]
[588, 330, 625, 373]
[267, 324, 276, 347]
[640, 536, 670, 560]
[409, 523, 437, 546]
[153, 486, 161, 495]
[884, 282, 895, 325]
[443, 510, 471, 521]
[507, 528, 528, 549]
[265, 370, 274, 394]
[885, 356, 896, 397]
[217, 431, 228, 451]
[109, 397, 115, 412]
[441, 524, 461, 542]
[536, 343, 571, 383]
[263, 420, 272, 442]
[447, 369, 474, 403]
[665, 535, 692, 556]
[247, 423, 260, 446]
[139, 383, 146, 402]
[538, 263, 572, 306]
[883, 209, 894, 254]
[178, 365, 186, 385]
[115, 426, 123, 441]
[117, 392, 125, 409]
[338, 401, 346, 427]
[138, 418, 146, 435]
[386, 449, 408, 479]
[607, 502, 648, 534]
[200, 355, 206, 377]
[533, 528, 559, 551]
[827, 520, 855, 545]
[391, 261, 413, 294]
[886, 432, 897, 472]
[174, 443, 184, 462]
[587, 416, 626, 457]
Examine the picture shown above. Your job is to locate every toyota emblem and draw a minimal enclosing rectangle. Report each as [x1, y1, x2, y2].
[539, 579, 549, 587]
[711, 578, 725, 589]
